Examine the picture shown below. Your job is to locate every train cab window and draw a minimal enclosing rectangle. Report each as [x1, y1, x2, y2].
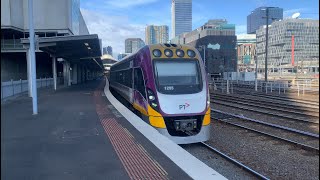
[153, 59, 202, 94]
[134, 68, 146, 98]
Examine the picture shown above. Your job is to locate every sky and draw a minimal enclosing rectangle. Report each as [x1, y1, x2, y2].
[80, 0, 319, 57]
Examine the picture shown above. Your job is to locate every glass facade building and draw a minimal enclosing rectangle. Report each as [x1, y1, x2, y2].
[171, 0, 192, 38]
[125, 38, 145, 53]
[71, 0, 80, 35]
[247, 7, 283, 34]
[145, 25, 169, 45]
[256, 19, 319, 74]
[171, 19, 237, 76]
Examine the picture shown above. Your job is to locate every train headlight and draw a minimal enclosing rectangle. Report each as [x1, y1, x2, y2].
[147, 88, 159, 111]
[187, 50, 195, 58]
[148, 95, 155, 101]
[176, 49, 184, 57]
[164, 49, 173, 57]
[153, 49, 162, 57]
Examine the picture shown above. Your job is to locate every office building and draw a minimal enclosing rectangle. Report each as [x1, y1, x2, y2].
[237, 34, 257, 72]
[171, 19, 237, 76]
[145, 25, 169, 45]
[103, 46, 113, 56]
[247, 7, 283, 34]
[125, 38, 145, 53]
[103, 47, 107, 55]
[256, 18, 319, 74]
[171, 0, 192, 38]
[106, 46, 113, 56]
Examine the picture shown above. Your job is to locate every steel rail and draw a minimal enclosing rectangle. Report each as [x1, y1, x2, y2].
[230, 89, 319, 106]
[212, 97, 319, 118]
[212, 109, 319, 138]
[211, 93, 319, 112]
[200, 142, 270, 180]
[212, 100, 319, 124]
[212, 117, 319, 153]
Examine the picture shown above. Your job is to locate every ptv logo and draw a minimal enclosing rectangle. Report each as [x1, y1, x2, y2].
[179, 103, 190, 110]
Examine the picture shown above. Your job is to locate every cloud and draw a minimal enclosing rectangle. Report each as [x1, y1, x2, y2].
[81, 8, 145, 58]
[105, 0, 158, 8]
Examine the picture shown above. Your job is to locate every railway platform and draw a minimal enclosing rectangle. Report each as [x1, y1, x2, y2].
[1, 78, 225, 180]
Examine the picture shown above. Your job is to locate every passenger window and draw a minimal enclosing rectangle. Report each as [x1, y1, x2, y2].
[134, 68, 146, 98]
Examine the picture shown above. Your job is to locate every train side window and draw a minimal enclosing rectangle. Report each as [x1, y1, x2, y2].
[134, 68, 146, 98]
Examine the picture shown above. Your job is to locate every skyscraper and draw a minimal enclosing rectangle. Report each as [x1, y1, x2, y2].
[125, 38, 145, 53]
[103, 46, 113, 56]
[103, 47, 108, 55]
[171, 0, 192, 38]
[106, 46, 113, 56]
[145, 25, 169, 45]
[247, 6, 283, 34]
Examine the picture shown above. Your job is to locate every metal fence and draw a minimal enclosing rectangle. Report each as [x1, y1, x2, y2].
[1, 39, 24, 50]
[1, 78, 53, 100]
[211, 78, 319, 96]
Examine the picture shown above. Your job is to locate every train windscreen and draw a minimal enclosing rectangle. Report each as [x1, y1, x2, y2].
[153, 59, 203, 94]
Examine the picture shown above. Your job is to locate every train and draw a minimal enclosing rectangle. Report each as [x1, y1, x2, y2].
[109, 44, 210, 144]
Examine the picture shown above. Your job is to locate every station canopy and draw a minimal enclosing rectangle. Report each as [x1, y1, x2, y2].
[20, 34, 103, 70]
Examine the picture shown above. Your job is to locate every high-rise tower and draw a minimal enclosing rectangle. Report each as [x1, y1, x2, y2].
[145, 25, 169, 45]
[171, 0, 192, 38]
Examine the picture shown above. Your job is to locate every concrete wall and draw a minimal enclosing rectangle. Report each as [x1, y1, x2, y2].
[23, 0, 70, 32]
[2, 0, 75, 34]
[1, 0, 12, 26]
[79, 11, 89, 35]
[10, 0, 24, 29]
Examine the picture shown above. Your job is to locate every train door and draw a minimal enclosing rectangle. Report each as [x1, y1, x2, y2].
[133, 68, 148, 117]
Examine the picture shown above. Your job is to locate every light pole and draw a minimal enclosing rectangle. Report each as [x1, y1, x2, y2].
[199, 45, 206, 70]
[255, 55, 258, 91]
[201, 45, 207, 68]
[262, 7, 277, 82]
[264, 8, 270, 82]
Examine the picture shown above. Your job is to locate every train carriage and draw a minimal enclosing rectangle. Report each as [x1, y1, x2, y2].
[109, 43, 210, 144]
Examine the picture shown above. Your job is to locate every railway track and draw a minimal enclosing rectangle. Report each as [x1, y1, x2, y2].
[184, 130, 270, 180]
[211, 93, 319, 113]
[200, 142, 270, 180]
[211, 95, 319, 118]
[211, 109, 319, 153]
[229, 88, 319, 106]
[211, 98, 319, 124]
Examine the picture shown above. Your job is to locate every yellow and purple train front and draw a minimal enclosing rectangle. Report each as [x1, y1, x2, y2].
[110, 44, 210, 144]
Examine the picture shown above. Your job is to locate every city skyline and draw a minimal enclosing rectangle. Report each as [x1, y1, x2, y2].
[80, 0, 319, 57]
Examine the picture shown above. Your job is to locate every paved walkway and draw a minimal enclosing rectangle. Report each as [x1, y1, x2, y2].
[1, 79, 190, 180]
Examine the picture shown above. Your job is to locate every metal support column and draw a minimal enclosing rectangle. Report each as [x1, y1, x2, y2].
[26, 48, 32, 97]
[68, 62, 71, 86]
[28, 0, 38, 114]
[264, 8, 269, 82]
[52, 56, 57, 90]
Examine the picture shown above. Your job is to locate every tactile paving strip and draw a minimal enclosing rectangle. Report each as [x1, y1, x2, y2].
[94, 83, 168, 180]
